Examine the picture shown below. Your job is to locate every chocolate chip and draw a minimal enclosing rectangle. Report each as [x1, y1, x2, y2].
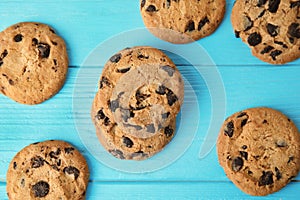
[110, 100, 119, 112]
[275, 167, 282, 180]
[244, 16, 253, 31]
[257, 0, 267, 6]
[166, 0, 171, 8]
[137, 54, 149, 59]
[146, 124, 155, 133]
[161, 65, 175, 76]
[49, 148, 61, 159]
[270, 50, 282, 61]
[185, 20, 195, 32]
[124, 123, 143, 130]
[247, 32, 262, 46]
[38, 43, 50, 58]
[99, 77, 110, 89]
[258, 10, 266, 18]
[117, 67, 130, 73]
[164, 126, 174, 137]
[8, 79, 14, 85]
[224, 121, 234, 137]
[263, 119, 268, 124]
[276, 140, 287, 147]
[198, 17, 209, 31]
[1, 50, 8, 59]
[109, 149, 125, 159]
[123, 137, 134, 148]
[104, 117, 110, 126]
[162, 112, 170, 119]
[288, 156, 294, 163]
[32, 181, 49, 197]
[109, 53, 121, 63]
[274, 41, 288, 48]
[49, 28, 55, 33]
[289, 37, 295, 44]
[240, 151, 248, 160]
[146, 5, 157, 12]
[267, 23, 279, 37]
[241, 119, 248, 127]
[20, 179, 25, 187]
[63, 166, 80, 180]
[259, 171, 274, 186]
[260, 45, 274, 54]
[166, 90, 178, 106]
[156, 85, 166, 95]
[32, 38, 38, 46]
[13, 162, 17, 169]
[96, 109, 106, 120]
[241, 145, 247, 150]
[57, 159, 61, 167]
[32, 142, 40, 145]
[141, 0, 146, 8]
[268, 0, 281, 13]
[288, 23, 300, 38]
[237, 112, 247, 118]
[235, 31, 240, 38]
[290, 1, 300, 8]
[31, 156, 44, 168]
[14, 34, 23, 42]
[232, 157, 243, 172]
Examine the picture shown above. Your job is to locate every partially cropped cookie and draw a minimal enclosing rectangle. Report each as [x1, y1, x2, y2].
[217, 107, 300, 196]
[231, 0, 300, 64]
[0, 22, 68, 104]
[6, 140, 89, 200]
[140, 0, 226, 43]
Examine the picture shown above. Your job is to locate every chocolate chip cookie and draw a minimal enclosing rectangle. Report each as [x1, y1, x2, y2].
[140, 0, 226, 43]
[0, 22, 68, 104]
[231, 0, 300, 64]
[217, 107, 300, 196]
[6, 140, 89, 199]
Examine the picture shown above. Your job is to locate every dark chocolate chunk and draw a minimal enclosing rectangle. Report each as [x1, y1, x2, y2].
[275, 167, 282, 180]
[104, 117, 110, 126]
[290, 1, 300, 8]
[109, 53, 121, 63]
[123, 137, 134, 148]
[117, 67, 130, 73]
[109, 149, 125, 159]
[65, 147, 75, 154]
[259, 171, 274, 186]
[258, 10, 266, 18]
[96, 109, 106, 120]
[49, 28, 55, 33]
[257, 0, 267, 7]
[247, 32, 262, 46]
[185, 20, 195, 32]
[1, 50, 8, 59]
[274, 41, 288, 48]
[232, 157, 243, 172]
[166, 0, 171, 8]
[276, 140, 287, 147]
[110, 100, 119, 112]
[241, 119, 248, 127]
[8, 79, 14, 85]
[13, 162, 17, 170]
[241, 145, 247, 150]
[31, 156, 44, 168]
[99, 77, 110, 89]
[260, 45, 274, 54]
[198, 17, 209, 31]
[263, 119, 268, 124]
[235, 31, 240, 38]
[20, 178, 25, 187]
[141, 0, 146, 8]
[288, 23, 300, 38]
[156, 85, 167, 95]
[57, 159, 61, 167]
[224, 121, 234, 137]
[244, 16, 253, 31]
[289, 37, 295, 44]
[240, 151, 248, 160]
[63, 166, 80, 180]
[237, 112, 247, 118]
[38, 43, 50, 58]
[32, 142, 40, 145]
[267, 23, 279, 37]
[164, 126, 174, 137]
[288, 156, 294, 163]
[49, 148, 61, 159]
[137, 54, 149, 59]
[146, 124, 155, 133]
[268, 0, 281, 13]
[161, 65, 175, 76]
[146, 5, 157, 12]
[166, 90, 178, 106]
[162, 112, 170, 119]
[14, 34, 23, 42]
[32, 181, 49, 197]
[270, 50, 282, 61]
[32, 38, 38, 46]
[131, 150, 148, 158]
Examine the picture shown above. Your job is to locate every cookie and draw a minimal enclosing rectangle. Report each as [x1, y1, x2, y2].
[231, 0, 300, 64]
[0, 22, 68, 104]
[95, 46, 184, 139]
[217, 107, 300, 196]
[6, 140, 89, 199]
[91, 92, 177, 160]
[140, 0, 226, 43]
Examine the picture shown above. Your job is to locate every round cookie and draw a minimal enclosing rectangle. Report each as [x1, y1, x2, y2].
[231, 0, 300, 64]
[6, 140, 89, 200]
[0, 22, 68, 104]
[96, 46, 184, 139]
[140, 0, 226, 43]
[91, 91, 177, 160]
[217, 107, 300, 196]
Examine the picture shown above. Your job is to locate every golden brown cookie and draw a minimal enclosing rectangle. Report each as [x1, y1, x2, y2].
[6, 140, 89, 200]
[140, 0, 226, 43]
[217, 107, 300, 196]
[231, 0, 300, 64]
[0, 22, 68, 104]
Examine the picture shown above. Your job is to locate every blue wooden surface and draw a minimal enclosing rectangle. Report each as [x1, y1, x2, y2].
[0, 0, 300, 199]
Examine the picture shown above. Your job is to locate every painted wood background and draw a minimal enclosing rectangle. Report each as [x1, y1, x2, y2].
[0, 0, 299, 199]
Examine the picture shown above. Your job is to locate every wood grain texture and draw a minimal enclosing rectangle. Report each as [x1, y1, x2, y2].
[0, 0, 300, 199]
